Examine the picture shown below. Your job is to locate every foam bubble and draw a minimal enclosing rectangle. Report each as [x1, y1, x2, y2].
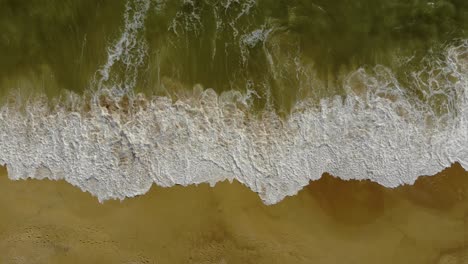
[97, 0, 151, 94]
[0, 40, 466, 205]
[1, 0, 467, 204]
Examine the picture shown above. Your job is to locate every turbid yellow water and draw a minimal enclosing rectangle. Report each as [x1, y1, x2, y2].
[1, 1, 468, 263]
[0, 165, 467, 264]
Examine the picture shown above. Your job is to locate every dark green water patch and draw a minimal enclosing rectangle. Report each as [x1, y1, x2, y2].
[0, 0, 126, 99]
[0, 0, 466, 113]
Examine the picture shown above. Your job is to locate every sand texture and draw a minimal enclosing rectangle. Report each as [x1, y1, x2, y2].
[0, 165, 467, 264]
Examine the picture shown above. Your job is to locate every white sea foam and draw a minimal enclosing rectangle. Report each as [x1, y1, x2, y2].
[97, 0, 151, 94]
[0, 0, 467, 204]
[0, 40, 466, 204]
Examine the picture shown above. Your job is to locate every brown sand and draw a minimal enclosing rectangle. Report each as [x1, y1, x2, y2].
[0, 165, 467, 264]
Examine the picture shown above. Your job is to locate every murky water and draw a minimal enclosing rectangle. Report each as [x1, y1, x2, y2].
[0, 165, 467, 264]
[0, 1, 468, 262]
[1, 0, 467, 110]
[0, 0, 466, 202]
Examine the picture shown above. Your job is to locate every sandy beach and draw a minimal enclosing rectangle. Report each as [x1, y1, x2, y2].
[0, 1, 467, 263]
[0, 164, 467, 264]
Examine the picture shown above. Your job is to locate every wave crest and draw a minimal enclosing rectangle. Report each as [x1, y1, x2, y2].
[0, 40, 466, 204]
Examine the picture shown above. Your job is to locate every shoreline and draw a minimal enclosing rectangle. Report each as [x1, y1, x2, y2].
[0, 163, 467, 263]
[1, 162, 467, 205]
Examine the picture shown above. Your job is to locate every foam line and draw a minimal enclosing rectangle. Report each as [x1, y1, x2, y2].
[0, 40, 466, 204]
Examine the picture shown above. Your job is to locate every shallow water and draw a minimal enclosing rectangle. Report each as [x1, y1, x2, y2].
[0, 0, 467, 204]
[1, 0, 467, 107]
[0, 2, 468, 262]
[0, 165, 467, 264]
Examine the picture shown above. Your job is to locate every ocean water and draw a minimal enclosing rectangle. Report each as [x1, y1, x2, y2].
[0, 0, 467, 204]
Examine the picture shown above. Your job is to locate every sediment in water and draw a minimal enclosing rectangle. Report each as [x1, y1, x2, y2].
[0, 0, 467, 205]
[1, 40, 467, 204]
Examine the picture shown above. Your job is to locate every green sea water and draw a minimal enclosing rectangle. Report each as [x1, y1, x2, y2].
[0, 0, 468, 206]
[0, 0, 467, 114]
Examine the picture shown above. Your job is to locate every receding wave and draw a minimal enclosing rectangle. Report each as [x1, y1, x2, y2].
[0, 0, 467, 204]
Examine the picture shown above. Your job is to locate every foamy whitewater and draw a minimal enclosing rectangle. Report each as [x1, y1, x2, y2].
[0, 0, 467, 204]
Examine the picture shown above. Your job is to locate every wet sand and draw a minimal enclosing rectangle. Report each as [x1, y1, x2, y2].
[0, 165, 467, 264]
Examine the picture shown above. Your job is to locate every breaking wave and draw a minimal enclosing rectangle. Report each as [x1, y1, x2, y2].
[0, 39, 466, 205]
[0, 0, 467, 204]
